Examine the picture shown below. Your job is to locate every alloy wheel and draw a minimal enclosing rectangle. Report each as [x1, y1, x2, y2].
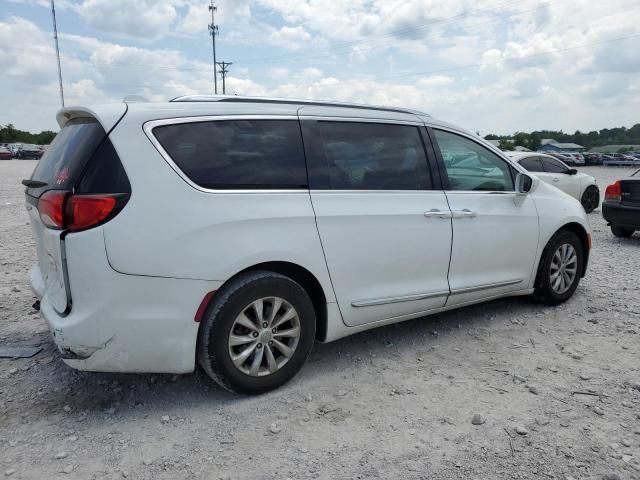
[228, 297, 301, 377]
[549, 243, 578, 294]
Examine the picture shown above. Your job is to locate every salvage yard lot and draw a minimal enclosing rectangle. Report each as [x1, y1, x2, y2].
[1, 160, 639, 480]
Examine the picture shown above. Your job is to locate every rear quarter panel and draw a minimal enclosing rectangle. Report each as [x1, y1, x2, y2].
[101, 111, 336, 303]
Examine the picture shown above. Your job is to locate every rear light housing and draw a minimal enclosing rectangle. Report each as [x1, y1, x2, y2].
[604, 181, 621, 202]
[38, 191, 128, 232]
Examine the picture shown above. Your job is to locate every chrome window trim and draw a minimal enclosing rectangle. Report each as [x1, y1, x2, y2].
[143, 115, 309, 194]
[299, 115, 425, 127]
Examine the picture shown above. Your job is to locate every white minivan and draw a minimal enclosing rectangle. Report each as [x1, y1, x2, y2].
[24, 96, 591, 394]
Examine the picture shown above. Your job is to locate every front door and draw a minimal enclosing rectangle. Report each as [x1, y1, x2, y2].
[301, 117, 453, 327]
[430, 128, 539, 306]
[540, 156, 580, 198]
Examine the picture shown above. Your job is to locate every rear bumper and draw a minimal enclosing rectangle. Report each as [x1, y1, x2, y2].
[31, 227, 222, 373]
[602, 201, 640, 230]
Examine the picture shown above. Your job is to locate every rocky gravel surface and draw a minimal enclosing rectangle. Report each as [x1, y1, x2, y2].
[1, 160, 639, 480]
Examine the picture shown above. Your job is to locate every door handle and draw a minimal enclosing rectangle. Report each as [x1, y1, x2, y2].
[452, 209, 477, 218]
[424, 209, 452, 219]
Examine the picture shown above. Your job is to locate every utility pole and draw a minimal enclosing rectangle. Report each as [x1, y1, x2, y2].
[216, 61, 232, 94]
[50, 0, 64, 107]
[208, 0, 219, 94]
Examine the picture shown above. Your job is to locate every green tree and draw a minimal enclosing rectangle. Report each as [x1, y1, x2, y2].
[498, 139, 515, 150]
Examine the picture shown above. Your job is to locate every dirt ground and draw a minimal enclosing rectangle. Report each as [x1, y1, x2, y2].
[1, 160, 639, 480]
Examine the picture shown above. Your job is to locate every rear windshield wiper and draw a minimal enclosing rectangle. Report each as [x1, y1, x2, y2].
[21, 179, 48, 188]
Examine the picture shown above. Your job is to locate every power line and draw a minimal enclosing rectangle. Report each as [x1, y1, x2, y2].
[216, 61, 232, 94]
[208, 0, 219, 94]
[8, 31, 639, 93]
[371, 32, 640, 81]
[9, 0, 601, 74]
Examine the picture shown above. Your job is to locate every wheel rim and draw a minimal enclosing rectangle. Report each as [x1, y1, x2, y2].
[583, 188, 598, 211]
[549, 243, 578, 295]
[228, 297, 301, 377]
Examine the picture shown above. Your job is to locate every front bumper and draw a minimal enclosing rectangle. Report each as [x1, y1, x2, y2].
[32, 227, 222, 374]
[602, 201, 640, 230]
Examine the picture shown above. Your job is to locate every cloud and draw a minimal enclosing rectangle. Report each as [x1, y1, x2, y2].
[75, 0, 178, 41]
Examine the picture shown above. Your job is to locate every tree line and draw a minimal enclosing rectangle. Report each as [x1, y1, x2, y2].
[485, 123, 640, 151]
[0, 124, 57, 145]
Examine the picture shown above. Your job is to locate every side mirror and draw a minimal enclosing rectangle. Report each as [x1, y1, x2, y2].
[515, 173, 533, 194]
[567, 168, 578, 175]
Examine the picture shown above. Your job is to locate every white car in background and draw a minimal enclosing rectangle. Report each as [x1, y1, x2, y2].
[506, 152, 599, 213]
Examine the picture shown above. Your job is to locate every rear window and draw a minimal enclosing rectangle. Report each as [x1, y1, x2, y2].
[30, 118, 107, 193]
[152, 120, 307, 189]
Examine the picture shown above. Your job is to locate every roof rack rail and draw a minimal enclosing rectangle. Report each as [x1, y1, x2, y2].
[169, 94, 429, 117]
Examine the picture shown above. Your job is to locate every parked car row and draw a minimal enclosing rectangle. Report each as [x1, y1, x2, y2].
[0, 143, 46, 159]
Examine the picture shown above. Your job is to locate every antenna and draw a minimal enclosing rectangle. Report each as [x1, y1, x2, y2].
[50, 0, 64, 107]
[208, 0, 219, 94]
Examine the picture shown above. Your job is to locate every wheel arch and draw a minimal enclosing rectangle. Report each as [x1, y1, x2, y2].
[538, 222, 590, 282]
[200, 261, 329, 343]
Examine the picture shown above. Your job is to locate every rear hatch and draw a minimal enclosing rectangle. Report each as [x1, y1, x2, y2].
[621, 178, 640, 207]
[24, 108, 130, 314]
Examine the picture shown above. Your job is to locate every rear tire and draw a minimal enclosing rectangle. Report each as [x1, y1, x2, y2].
[197, 271, 316, 395]
[534, 230, 584, 305]
[611, 225, 634, 238]
[580, 185, 599, 213]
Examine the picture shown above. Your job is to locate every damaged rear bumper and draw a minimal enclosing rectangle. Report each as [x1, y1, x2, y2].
[33, 227, 223, 374]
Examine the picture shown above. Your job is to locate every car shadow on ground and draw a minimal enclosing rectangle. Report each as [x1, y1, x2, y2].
[5, 295, 541, 423]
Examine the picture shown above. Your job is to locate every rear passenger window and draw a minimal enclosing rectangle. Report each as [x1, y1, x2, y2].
[519, 156, 544, 172]
[541, 158, 568, 173]
[152, 120, 307, 189]
[314, 121, 431, 190]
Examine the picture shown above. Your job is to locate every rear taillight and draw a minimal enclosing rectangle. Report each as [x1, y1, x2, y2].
[38, 191, 124, 231]
[604, 181, 621, 202]
[38, 190, 68, 229]
[66, 195, 118, 231]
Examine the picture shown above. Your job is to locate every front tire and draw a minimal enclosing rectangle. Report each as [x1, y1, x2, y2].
[580, 185, 599, 213]
[197, 271, 316, 394]
[534, 230, 584, 305]
[611, 225, 634, 238]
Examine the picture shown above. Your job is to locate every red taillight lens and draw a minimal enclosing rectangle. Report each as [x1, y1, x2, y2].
[604, 181, 621, 202]
[37, 190, 68, 229]
[66, 195, 118, 231]
[37, 192, 121, 231]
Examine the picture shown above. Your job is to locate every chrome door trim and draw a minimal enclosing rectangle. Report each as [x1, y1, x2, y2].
[450, 278, 523, 295]
[143, 115, 309, 194]
[351, 290, 450, 308]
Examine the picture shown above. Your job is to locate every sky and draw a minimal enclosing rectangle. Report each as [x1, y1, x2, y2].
[0, 0, 639, 134]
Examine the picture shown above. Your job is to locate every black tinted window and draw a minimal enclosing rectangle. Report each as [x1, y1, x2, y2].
[541, 157, 567, 173]
[315, 122, 431, 190]
[153, 120, 307, 189]
[76, 139, 131, 194]
[519, 156, 544, 172]
[30, 118, 107, 194]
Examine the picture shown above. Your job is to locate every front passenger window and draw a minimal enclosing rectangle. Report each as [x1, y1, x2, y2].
[433, 130, 514, 191]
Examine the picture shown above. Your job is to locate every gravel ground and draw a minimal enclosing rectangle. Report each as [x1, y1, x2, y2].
[1, 160, 639, 480]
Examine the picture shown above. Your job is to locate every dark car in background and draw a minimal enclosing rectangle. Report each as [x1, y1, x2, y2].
[0, 146, 12, 160]
[15, 144, 43, 159]
[584, 153, 603, 165]
[603, 168, 640, 237]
